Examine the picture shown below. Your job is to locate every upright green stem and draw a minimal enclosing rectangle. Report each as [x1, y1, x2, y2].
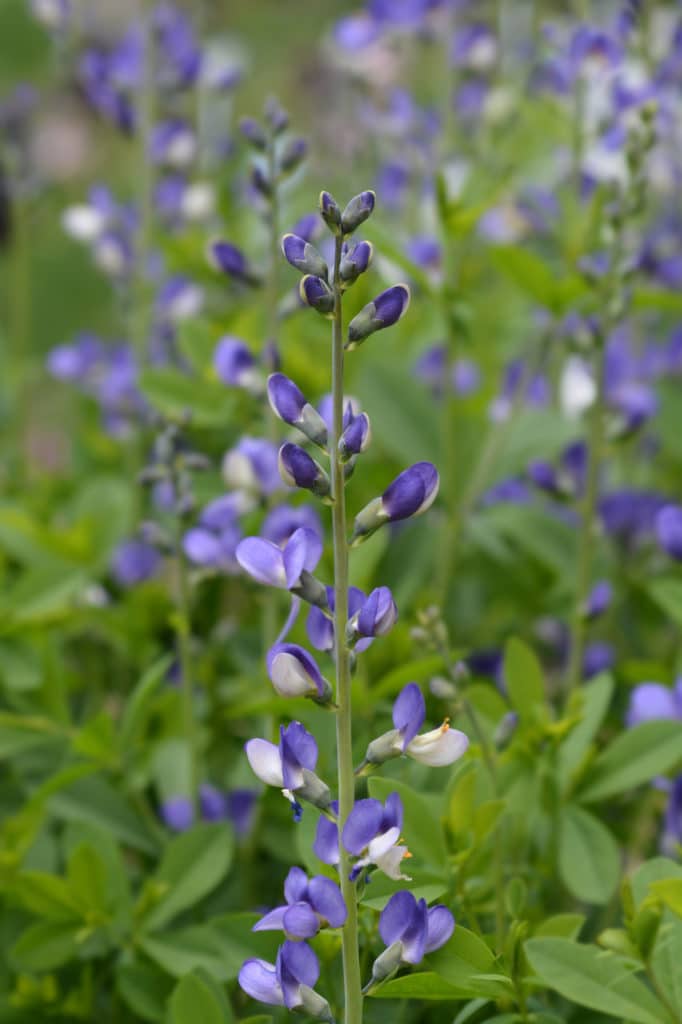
[331, 236, 363, 1024]
[563, 340, 607, 704]
[175, 527, 199, 808]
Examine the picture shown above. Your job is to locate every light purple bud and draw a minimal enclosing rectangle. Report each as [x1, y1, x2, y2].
[267, 643, 332, 702]
[626, 682, 682, 727]
[583, 580, 612, 619]
[239, 116, 267, 149]
[279, 137, 307, 174]
[161, 796, 194, 832]
[111, 539, 160, 587]
[355, 586, 398, 638]
[214, 336, 260, 390]
[199, 783, 227, 821]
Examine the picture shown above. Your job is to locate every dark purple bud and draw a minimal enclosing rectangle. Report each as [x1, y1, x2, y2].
[339, 240, 374, 285]
[346, 285, 410, 349]
[209, 240, 259, 286]
[339, 412, 371, 460]
[239, 116, 267, 150]
[267, 374, 328, 448]
[341, 190, 375, 234]
[583, 641, 614, 680]
[278, 443, 331, 500]
[656, 506, 682, 560]
[281, 234, 328, 279]
[214, 336, 262, 391]
[352, 462, 439, 544]
[251, 164, 272, 197]
[299, 275, 335, 315]
[582, 580, 612, 620]
[292, 212, 320, 243]
[319, 191, 342, 234]
[279, 137, 307, 174]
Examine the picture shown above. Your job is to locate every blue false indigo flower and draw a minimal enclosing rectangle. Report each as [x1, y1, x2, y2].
[278, 443, 331, 500]
[279, 136, 307, 174]
[245, 722, 331, 818]
[339, 241, 374, 286]
[253, 866, 347, 938]
[339, 411, 371, 460]
[300, 275, 335, 314]
[267, 373, 329, 448]
[367, 891, 454, 988]
[111, 539, 161, 587]
[239, 115, 268, 150]
[656, 505, 682, 560]
[267, 643, 332, 704]
[222, 437, 280, 496]
[307, 587, 367, 653]
[281, 234, 329, 279]
[198, 783, 226, 822]
[183, 494, 243, 574]
[608, 383, 658, 439]
[582, 580, 612, 620]
[319, 190, 342, 234]
[161, 795, 194, 832]
[346, 284, 410, 349]
[239, 941, 333, 1021]
[314, 793, 411, 881]
[583, 641, 614, 679]
[364, 682, 468, 767]
[341, 190, 375, 234]
[347, 586, 397, 644]
[150, 118, 197, 168]
[157, 275, 204, 323]
[209, 240, 260, 286]
[236, 526, 326, 607]
[351, 461, 439, 544]
[214, 336, 263, 393]
[626, 680, 682, 727]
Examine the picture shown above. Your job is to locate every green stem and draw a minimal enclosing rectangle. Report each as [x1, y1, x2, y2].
[331, 235, 363, 1024]
[133, 1, 155, 366]
[175, 523, 198, 806]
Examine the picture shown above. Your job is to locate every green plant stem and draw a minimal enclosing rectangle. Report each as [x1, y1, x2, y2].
[175, 526, 198, 807]
[331, 235, 363, 1024]
[563, 342, 607, 704]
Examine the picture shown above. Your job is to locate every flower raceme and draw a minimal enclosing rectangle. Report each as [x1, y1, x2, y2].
[253, 866, 347, 938]
[245, 721, 331, 820]
[363, 682, 469, 768]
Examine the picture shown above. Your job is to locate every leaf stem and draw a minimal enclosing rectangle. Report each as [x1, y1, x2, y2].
[331, 235, 363, 1024]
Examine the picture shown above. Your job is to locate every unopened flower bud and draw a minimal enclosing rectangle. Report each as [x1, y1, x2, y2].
[351, 462, 439, 544]
[209, 240, 260, 286]
[279, 136, 307, 174]
[268, 373, 329, 448]
[239, 116, 267, 150]
[278, 443, 331, 500]
[367, 940, 403, 988]
[251, 164, 272, 197]
[300, 275, 335, 314]
[298, 985, 335, 1023]
[267, 643, 333, 704]
[339, 240, 373, 286]
[319, 191, 342, 234]
[341, 190, 375, 234]
[339, 412, 371, 460]
[282, 234, 329, 279]
[346, 285, 410, 349]
[264, 96, 288, 134]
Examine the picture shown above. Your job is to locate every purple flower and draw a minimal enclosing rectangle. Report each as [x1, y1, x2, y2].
[261, 504, 322, 547]
[583, 642, 614, 679]
[352, 462, 439, 544]
[452, 23, 497, 71]
[253, 866, 347, 938]
[528, 441, 587, 500]
[453, 358, 481, 396]
[583, 580, 612, 620]
[278, 444, 331, 499]
[198, 783, 227, 821]
[341, 190, 375, 234]
[406, 235, 441, 270]
[339, 240, 374, 285]
[150, 118, 196, 167]
[348, 586, 398, 642]
[364, 682, 469, 768]
[281, 234, 328, 279]
[656, 506, 682, 560]
[299, 275, 335, 314]
[183, 495, 243, 574]
[662, 775, 682, 856]
[222, 438, 280, 495]
[225, 789, 259, 838]
[161, 795, 194, 832]
[334, 13, 381, 50]
[267, 375, 328, 448]
[236, 526, 322, 592]
[319, 190, 342, 233]
[307, 587, 366, 653]
[626, 681, 682, 727]
[368, 891, 454, 986]
[266, 643, 332, 703]
[245, 722, 331, 820]
[209, 240, 259, 286]
[346, 284, 410, 349]
[600, 490, 668, 548]
[239, 940, 332, 1019]
[214, 337, 262, 392]
[111, 539, 160, 587]
[339, 412, 371, 460]
[342, 793, 411, 881]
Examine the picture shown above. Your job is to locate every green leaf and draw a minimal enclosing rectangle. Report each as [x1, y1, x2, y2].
[649, 879, 682, 918]
[11, 920, 80, 972]
[139, 368, 234, 428]
[558, 804, 620, 904]
[558, 673, 614, 785]
[650, 917, 682, 1018]
[168, 972, 230, 1024]
[49, 774, 159, 855]
[139, 927, 229, 981]
[120, 655, 173, 750]
[176, 319, 220, 374]
[647, 577, 682, 628]
[630, 858, 682, 908]
[367, 777, 447, 872]
[144, 823, 234, 931]
[427, 927, 510, 1000]
[524, 937, 671, 1024]
[372, 655, 445, 700]
[533, 914, 585, 940]
[117, 962, 174, 1023]
[503, 637, 545, 721]
[576, 720, 682, 803]
[356, 360, 441, 465]
[490, 246, 586, 312]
